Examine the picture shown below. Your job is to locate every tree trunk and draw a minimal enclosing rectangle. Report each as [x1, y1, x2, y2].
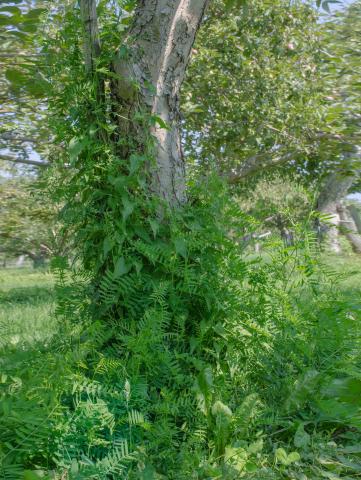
[348, 204, 361, 234]
[338, 202, 361, 254]
[316, 171, 356, 253]
[273, 214, 294, 247]
[80, 0, 101, 74]
[26, 250, 47, 269]
[16, 254, 25, 267]
[110, 0, 209, 206]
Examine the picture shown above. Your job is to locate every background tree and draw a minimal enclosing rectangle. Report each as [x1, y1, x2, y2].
[0, 178, 65, 267]
[183, 0, 323, 181]
[315, 1, 361, 252]
[0, 0, 51, 170]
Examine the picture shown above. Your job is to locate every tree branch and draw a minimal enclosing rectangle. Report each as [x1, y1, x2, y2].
[0, 133, 40, 144]
[0, 154, 50, 167]
[227, 151, 294, 184]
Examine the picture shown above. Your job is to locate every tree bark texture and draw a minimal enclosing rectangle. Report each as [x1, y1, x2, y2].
[80, 0, 101, 74]
[348, 204, 361, 234]
[316, 171, 356, 254]
[338, 202, 361, 254]
[112, 0, 209, 206]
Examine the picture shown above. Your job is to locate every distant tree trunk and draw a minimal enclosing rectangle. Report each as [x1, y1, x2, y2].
[316, 171, 356, 253]
[16, 254, 25, 267]
[26, 250, 47, 269]
[274, 214, 294, 246]
[280, 228, 294, 247]
[81, 0, 209, 207]
[348, 204, 361, 234]
[33, 255, 46, 269]
[338, 202, 361, 254]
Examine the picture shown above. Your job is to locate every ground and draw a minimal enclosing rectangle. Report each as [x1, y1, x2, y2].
[0, 268, 55, 348]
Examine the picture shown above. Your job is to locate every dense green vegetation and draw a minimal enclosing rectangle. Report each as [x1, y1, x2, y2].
[1, 0, 361, 478]
[2, 249, 361, 478]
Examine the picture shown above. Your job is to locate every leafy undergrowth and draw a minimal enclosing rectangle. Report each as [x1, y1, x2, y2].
[1, 253, 361, 479]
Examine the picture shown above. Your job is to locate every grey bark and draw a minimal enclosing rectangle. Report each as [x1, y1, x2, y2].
[338, 202, 361, 254]
[112, 0, 209, 206]
[0, 154, 49, 167]
[227, 151, 293, 184]
[348, 204, 361, 234]
[16, 255, 25, 267]
[317, 171, 357, 253]
[80, 0, 101, 74]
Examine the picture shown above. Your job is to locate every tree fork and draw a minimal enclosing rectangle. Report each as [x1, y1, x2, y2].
[112, 0, 209, 206]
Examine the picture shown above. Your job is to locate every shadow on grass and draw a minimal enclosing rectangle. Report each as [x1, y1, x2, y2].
[0, 286, 54, 305]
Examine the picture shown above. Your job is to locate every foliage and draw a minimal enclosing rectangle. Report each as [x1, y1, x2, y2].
[314, 0, 361, 185]
[0, 0, 51, 169]
[238, 175, 314, 238]
[2, 251, 361, 478]
[0, 178, 64, 265]
[1, 1, 361, 480]
[183, 0, 323, 178]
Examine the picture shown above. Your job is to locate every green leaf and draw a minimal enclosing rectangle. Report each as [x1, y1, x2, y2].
[140, 463, 156, 480]
[0, 6, 21, 14]
[275, 448, 300, 465]
[197, 366, 213, 395]
[212, 400, 233, 418]
[150, 115, 169, 130]
[322, 1, 331, 13]
[275, 448, 288, 465]
[5, 68, 25, 85]
[248, 438, 263, 454]
[122, 196, 134, 221]
[68, 137, 85, 162]
[19, 22, 38, 33]
[23, 472, 42, 480]
[114, 257, 130, 277]
[287, 451, 301, 464]
[25, 8, 47, 18]
[103, 237, 114, 257]
[129, 153, 144, 175]
[149, 219, 159, 238]
[0, 14, 19, 26]
[174, 237, 187, 258]
[341, 445, 361, 454]
[245, 461, 258, 472]
[8, 30, 29, 41]
[294, 423, 310, 449]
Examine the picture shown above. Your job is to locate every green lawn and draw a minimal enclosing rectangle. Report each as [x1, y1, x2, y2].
[0, 268, 56, 347]
[325, 252, 361, 296]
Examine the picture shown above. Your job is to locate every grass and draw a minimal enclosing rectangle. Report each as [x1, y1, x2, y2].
[324, 252, 361, 296]
[0, 268, 56, 347]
